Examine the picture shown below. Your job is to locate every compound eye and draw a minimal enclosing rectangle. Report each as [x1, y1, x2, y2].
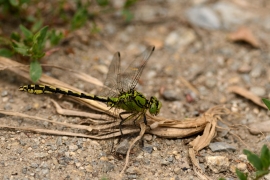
[149, 96, 161, 115]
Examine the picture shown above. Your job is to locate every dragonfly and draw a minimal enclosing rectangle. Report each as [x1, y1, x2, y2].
[19, 46, 162, 135]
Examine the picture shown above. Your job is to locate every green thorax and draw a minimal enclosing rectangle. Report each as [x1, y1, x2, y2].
[108, 90, 147, 112]
[107, 90, 161, 115]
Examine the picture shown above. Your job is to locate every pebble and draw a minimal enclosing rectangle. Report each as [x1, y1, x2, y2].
[238, 154, 247, 161]
[126, 166, 141, 174]
[165, 32, 180, 46]
[143, 134, 153, 141]
[178, 157, 190, 170]
[1, 90, 8, 97]
[236, 162, 247, 171]
[209, 142, 237, 152]
[213, 1, 254, 29]
[205, 156, 229, 173]
[217, 121, 229, 137]
[174, 167, 181, 175]
[250, 86, 266, 96]
[143, 143, 153, 154]
[205, 78, 217, 88]
[186, 6, 220, 30]
[161, 159, 170, 166]
[250, 65, 263, 78]
[162, 90, 181, 101]
[249, 121, 270, 134]
[166, 155, 174, 162]
[115, 139, 129, 155]
[68, 144, 78, 151]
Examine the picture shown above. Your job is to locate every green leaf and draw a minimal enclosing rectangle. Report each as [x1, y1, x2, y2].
[255, 170, 269, 178]
[260, 145, 270, 169]
[35, 26, 48, 46]
[19, 24, 33, 40]
[71, 8, 88, 30]
[236, 169, 248, 180]
[124, 0, 137, 8]
[0, 48, 13, 57]
[244, 149, 263, 170]
[31, 20, 43, 33]
[49, 29, 63, 46]
[262, 98, 270, 110]
[122, 9, 134, 22]
[30, 60, 42, 82]
[13, 46, 29, 56]
[32, 26, 48, 59]
[96, 0, 109, 6]
[11, 32, 21, 42]
[9, 0, 19, 6]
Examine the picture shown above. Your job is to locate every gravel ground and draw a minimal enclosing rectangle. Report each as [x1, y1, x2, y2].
[1, 0, 270, 179]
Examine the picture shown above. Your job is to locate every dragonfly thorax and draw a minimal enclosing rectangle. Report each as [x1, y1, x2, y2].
[107, 90, 161, 116]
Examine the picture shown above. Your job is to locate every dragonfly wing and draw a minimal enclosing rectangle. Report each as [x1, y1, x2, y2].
[119, 46, 155, 92]
[99, 52, 121, 97]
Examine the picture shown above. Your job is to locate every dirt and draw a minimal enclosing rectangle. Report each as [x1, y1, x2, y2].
[1, 0, 270, 179]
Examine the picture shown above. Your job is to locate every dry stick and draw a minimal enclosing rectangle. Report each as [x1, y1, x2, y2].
[189, 148, 211, 180]
[0, 110, 93, 131]
[51, 99, 110, 120]
[120, 123, 146, 176]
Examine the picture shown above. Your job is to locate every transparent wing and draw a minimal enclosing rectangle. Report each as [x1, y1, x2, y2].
[118, 46, 155, 93]
[99, 52, 121, 98]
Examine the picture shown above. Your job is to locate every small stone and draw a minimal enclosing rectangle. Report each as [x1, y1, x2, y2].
[186, 6, 220, 30]
[205, 156, 229, 173]
[205, 78, 217, 88]
[174, 167, 181, 175]
[209, 142, 237, 152]
[178, 157, 190, 170]
[229, 165, 236, 173]
[143, 134, 152, 141]
[100, 156, 109, 161]
[250, 86, 266, 96]
[236, 163, 247, 171]
[162, 90, 181, 101]
[165, 32, 180, 46]
[85, 165, 93, 172]
[1, 91, 8, 97]
[166, 155, 174, 162]
[69, 144, 78, 151]
[126, 167, 141, 174]
[161, 159, 170, 166]
[31, 163, 39, 168]
[75, 162, 81, 168]
[143, 143, 153, 154]
[250, 65, 263, 78]
[238, 154, 247, 161]
[115, 139, 129, 155]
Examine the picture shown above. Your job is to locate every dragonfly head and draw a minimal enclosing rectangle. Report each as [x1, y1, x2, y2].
[149, 96, 162, 115]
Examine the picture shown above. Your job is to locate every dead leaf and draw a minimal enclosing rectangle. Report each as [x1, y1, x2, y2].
[228, 86, 267, 109]
[228, 27, 260, 48]
[144, 37, 163, 49]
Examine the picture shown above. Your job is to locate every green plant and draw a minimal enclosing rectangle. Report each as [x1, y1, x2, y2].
[12, 25, 48, 82]
[71, 0, 90, 30]
[219, 145, 270, 180]
[0, 0, 30, 15]
[121, 0, 137, 22]
[262, 98, 270, 110]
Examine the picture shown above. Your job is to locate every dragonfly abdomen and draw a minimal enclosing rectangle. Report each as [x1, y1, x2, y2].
[19, 85, 108, 102]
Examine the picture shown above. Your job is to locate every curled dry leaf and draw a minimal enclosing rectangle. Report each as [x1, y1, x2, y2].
[228, 27, 260, 48]
[228, 86, 267, 109]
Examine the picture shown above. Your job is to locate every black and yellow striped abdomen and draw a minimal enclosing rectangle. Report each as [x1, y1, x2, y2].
[19, 85, 108, 103]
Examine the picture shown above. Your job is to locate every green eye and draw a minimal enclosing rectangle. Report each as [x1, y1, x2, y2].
[149, 96, 161, 115]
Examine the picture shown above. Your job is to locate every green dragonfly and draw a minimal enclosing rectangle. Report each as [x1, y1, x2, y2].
[19, 46, 162, 135]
